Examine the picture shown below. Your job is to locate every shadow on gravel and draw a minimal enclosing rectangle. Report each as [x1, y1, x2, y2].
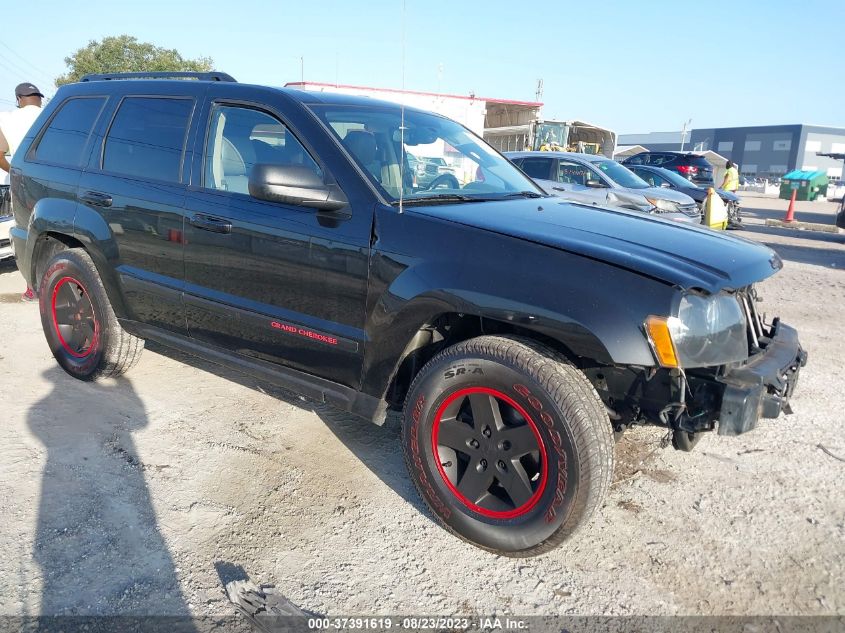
[145, 342, 431, 516]
[28, 368, 194, 620]
[739, 225, 845, 268]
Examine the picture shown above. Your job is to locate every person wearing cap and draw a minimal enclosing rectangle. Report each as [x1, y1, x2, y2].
[0, 82, 44, 175]
[0, 82, 44, 301]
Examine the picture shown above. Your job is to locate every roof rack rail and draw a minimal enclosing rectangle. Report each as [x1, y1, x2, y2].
[80, 71, 236, 83]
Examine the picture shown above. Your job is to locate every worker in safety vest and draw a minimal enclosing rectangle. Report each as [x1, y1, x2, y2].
[720, 160, 739, 193]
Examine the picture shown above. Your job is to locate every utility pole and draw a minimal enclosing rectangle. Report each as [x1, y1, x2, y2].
[680, 118, 692, 151]
[535, 79, 544, 102]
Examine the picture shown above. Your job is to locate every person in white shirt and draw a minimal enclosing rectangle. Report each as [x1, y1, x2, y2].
[0, 82, 44, 301]
[0, 82, 44, 177]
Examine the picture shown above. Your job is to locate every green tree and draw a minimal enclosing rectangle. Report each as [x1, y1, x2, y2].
[56, 35, 213, 86]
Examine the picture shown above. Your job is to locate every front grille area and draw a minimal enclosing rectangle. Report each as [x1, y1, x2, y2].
[679, 204, 700, 217]
[0, 239, 10, 248]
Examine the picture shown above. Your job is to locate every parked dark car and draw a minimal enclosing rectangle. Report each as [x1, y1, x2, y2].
[628, 164, 742, 228]
[408, 153, 459, 189]
[622, 151, 715, 187]
[9, 72, 806, 557]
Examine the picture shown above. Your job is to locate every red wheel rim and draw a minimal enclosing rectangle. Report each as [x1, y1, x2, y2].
[51, 276, 99, 358]
[431, 387, 548, 519]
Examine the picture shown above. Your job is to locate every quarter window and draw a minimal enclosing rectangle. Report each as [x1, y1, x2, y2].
[204, 105, 322, 195]
[34, 97, 106, 167]
[103, 97, 193, 183]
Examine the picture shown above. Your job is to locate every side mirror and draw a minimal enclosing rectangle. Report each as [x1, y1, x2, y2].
[248, 164, 348, 213]
[585, 179, 606, 189]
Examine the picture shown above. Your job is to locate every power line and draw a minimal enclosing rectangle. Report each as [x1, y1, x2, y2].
[0, 48, 54, 87]
[0, 41, 55, 82]
[0, 52, 51, 88]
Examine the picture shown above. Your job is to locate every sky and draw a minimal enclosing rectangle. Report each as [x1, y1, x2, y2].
[2, 0, 844, 134]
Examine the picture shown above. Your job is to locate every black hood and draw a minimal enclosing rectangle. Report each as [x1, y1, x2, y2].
[412, 198, 780, 294]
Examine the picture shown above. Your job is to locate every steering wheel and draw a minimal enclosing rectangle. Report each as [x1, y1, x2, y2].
[425, 174, 460, 190]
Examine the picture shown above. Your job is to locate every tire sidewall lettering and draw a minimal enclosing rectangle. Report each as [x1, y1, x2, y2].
[514, 383, 569, 523]
[409, 393, 452, 520]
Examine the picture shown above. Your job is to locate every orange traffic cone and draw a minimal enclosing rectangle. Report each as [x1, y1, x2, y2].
[784, 189, 797, 222]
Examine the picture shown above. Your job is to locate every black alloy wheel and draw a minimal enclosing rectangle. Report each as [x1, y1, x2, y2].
[432, 387, 546, 519]
[50, 276, 98, 358]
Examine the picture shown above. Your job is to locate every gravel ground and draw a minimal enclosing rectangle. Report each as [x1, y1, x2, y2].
[0, 193, 842, 619]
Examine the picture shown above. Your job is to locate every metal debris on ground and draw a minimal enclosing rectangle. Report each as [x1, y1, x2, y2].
[817, 443, 845, 463]
[224, 578, 309, 633]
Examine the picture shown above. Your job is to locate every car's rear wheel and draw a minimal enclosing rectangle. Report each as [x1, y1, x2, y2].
[39, 248, 144, 381]
[402, 335, 613, 556]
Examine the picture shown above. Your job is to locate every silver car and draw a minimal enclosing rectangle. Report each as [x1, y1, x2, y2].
[0, 186, 13, 262]
[505, 151, 701, 224]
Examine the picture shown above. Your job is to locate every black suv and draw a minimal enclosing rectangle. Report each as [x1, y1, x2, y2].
[622, 151, 715, 187]
[9, 73, 806, 556]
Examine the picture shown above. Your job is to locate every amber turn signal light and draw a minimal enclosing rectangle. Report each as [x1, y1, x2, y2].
[645, 316, 679, 368]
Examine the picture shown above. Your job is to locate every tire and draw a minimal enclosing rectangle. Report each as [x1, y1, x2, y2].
[38, 248, 144, 381]
[401, 335, 613, 556]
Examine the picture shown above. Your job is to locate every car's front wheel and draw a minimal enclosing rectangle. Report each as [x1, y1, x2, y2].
[402, 335, 613, 556]
[39, 248, 144, 381]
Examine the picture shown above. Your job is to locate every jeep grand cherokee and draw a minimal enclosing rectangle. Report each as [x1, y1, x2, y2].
[8, 72, 806, 556]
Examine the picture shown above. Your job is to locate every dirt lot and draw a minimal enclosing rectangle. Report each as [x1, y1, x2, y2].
[0, 193, 843, 619]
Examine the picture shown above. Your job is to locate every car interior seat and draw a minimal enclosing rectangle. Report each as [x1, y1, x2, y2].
[218, 137, 250, 194]
[342, 130, 382, 183]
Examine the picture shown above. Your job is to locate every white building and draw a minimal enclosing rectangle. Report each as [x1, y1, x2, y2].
[285, 81, 542, 137]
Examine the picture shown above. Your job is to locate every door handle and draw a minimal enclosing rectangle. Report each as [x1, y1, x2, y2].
[80, 191, 113, 208]
[189, 214, 232, 234]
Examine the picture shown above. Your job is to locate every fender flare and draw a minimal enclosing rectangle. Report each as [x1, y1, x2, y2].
[27, 198, 129, 320]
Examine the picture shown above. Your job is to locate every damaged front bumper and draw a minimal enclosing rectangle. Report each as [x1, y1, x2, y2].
[716, 320, 808, 436]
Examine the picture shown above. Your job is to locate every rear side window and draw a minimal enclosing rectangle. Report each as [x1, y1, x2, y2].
[649, 154, 674, 166]
[519, 157, 553, 179]
[103, 97, 193, 183]
[34, 97, 106, 167]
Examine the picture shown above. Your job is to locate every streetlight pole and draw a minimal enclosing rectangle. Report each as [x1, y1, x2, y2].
[680, 118, 692, 151]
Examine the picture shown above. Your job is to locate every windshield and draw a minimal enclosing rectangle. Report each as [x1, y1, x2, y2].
[308, 104, 545, 203]
[591, 160, 650, 189]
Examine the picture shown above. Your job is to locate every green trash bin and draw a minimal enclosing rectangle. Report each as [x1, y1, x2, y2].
[779, 170, 829, 201]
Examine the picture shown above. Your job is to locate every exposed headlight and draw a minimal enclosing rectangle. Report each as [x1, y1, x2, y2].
[645, 293, 748, 368]
[645, 197, 680, 213]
